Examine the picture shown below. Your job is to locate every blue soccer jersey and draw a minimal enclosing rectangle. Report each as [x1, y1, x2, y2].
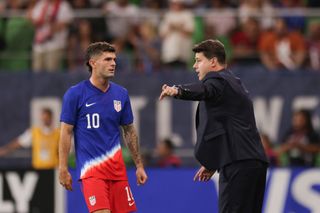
[60, 80, 133, 180]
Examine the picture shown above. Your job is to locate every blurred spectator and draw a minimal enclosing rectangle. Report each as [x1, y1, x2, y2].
[67, 19, 93, 72]
[29, 0, 73, 72]
[103, 0, 139, 73]
[181, 0, 199, 7]
[0, 108, 60, 169]
[89, 0, 104, 7]
[103, 0, 139, 43]
[71, 0, 106, 42]
[306, 20, 320, 71]
[202, 3, 234, 63]
[139, 0, 162, 27]
[112, 38, 134, 73]
[25, 0, 37, 15]
[278, 109, 320, 167]
[239, 0, 274, 30]
[142, 0, 167, 8]
[0, 0, 5, 12]
[70, 0, 91, 8]
[154, 138, 181, 168]
[231, 17, 261, 64]
[131, 20, 161, 73]
[0, 0, 34, 72]
[190, 0, 209, 9]
[277, 0, 306, 32]
[203, 0, 236, 37]
[228, 0, 239, 7]
[159, 0, 194, 69]
[260, 133, 278, 166]
[259, 18, 306, 71]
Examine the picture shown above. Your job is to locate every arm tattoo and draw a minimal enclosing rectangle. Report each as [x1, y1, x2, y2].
[121, 124, 143, 168]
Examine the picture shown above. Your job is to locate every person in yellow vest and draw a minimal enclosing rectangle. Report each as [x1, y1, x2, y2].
[0, 108, 59, 169]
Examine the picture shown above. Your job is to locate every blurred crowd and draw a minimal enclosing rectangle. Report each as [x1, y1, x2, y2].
[261, 109, 320, 167]
[0, 0, 320, 73]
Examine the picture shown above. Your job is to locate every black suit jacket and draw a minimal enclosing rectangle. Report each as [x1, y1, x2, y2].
[176, 69, 268, 170]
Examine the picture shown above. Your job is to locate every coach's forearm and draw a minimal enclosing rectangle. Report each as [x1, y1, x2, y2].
[59, 123, 73, 170]
[122, 124, 144, 168]
[175, 83, 210, 101]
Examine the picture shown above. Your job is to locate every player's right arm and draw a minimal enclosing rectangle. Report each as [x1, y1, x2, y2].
[58, 122, 73, 191]
[59, 86, 79, 191]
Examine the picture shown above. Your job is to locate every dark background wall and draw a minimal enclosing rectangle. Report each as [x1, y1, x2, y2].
[1, 67, 320, 168]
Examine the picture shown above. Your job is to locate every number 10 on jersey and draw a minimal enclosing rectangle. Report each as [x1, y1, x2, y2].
[86, 113, 100, 129]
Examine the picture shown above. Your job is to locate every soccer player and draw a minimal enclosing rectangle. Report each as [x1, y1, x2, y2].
[59, 42, 147, 213]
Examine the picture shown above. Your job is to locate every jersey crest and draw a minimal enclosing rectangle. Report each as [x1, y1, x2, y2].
[114, 100, 122, 112]
[89, 196, 96, 206]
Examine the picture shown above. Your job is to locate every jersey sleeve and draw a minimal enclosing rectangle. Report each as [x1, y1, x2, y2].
[60, 88, 79, 125]
[120, 92, 133, 125]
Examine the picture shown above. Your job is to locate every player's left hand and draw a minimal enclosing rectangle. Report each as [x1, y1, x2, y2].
[194, 166, 215, 182]
[136, 167, 148, 186]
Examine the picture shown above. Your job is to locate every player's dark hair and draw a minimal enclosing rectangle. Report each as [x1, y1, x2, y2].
[192, 39, 226, 65]
[85, 42, 116, 73]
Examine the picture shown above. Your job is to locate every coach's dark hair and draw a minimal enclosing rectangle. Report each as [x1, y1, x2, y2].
[85, 42, 116, 73]
[192, 39, 226, 65]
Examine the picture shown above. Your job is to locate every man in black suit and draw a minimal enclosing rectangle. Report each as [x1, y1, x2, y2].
[159, 39, 268, 213]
